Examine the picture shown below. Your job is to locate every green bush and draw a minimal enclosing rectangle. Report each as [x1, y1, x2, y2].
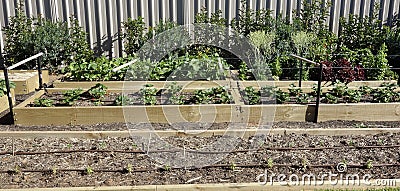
[230, 0, 274, 36]
[2, 4, 93, 72]
[123, 18, 181, 56]
[340, 44, 398, 80]
[339, 13, 385, 53]
[122, 17, 147, 56]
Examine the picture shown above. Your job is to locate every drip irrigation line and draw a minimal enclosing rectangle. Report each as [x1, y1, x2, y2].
[2, 145, 400, 156]
[1, 163, 399, 174]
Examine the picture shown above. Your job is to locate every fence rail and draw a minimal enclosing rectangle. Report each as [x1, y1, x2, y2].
[1, 0, 400, 57]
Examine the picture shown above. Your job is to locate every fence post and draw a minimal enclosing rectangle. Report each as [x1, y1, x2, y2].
[314, 63, 323, 123]
[1, 59, 14, 123]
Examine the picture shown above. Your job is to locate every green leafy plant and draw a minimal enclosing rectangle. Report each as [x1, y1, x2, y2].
[243, 86, 260, 105]
[33, 98, 54, 107]
[321, 93, 338, 104]
[86, 83, 108, 105]
[0, 79, 16, 97]
[229, 162, 237, 171]
[193, 86, 232, 104]
[114, 95, 133, 106]
[164, 164, 171, 171]
[275, 89, 290, 104]
[331, 81, 348, 98]
[66, 17, 94, 64]
[65, 56, 134, 81]
[354, 123, 367, 128]
[165, 82, 184, 105]
[296, 93, 313, 104]
[311, 84, 322, 96]
[359, 85, 374, 96]
[171, 54, 229, 81]
[62, 88, 84, 106]
[365, 160, 374, 169]
[87, 84, 107, 99]
[267, 158, 274, 168]
[126, 164, 133, 174]
[249, 31, 282, 78]
[372, 83, 398, 103]
[86, 166, 94, 175]
[238, 62, 250, 80]
[288, 84, 303, 96]
[139, 84, 158, 105]
[344, 89, 362, 103]
[295, 0, 331, 36]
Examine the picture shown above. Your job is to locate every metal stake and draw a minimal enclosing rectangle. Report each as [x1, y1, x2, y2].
[314, 63, 324, 123]
[37, 56, 43, 89]
[1, 59, 14, 123]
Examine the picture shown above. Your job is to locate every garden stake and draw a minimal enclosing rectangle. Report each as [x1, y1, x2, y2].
[314, 62, 324, 123]
[299, 54, 303, 87]
[37, 56, 43, 90]
[1, 59, 14, 123]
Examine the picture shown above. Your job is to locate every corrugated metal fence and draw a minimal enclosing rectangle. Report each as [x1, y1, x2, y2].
[1, 0, 400, 57]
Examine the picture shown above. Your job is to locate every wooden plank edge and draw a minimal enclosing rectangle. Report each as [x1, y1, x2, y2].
[14, 90, 44, 109]
[0, 128, 399, 138]
[0, 180, 399, 191]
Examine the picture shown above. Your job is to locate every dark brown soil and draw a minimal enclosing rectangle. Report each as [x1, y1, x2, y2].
[0, 121, 399, 131]
[0, 133, 399, 188]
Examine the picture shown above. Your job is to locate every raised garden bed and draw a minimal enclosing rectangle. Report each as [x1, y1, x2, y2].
[12, 80, 400, 125]
[0, 89, 14, 113]
[0, 70, 49, 94]
[0, 132, 399, 189]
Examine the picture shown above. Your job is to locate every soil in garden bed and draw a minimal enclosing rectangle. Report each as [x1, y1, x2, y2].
[0, 121, 399, 131]
[0, 133, 399, 188]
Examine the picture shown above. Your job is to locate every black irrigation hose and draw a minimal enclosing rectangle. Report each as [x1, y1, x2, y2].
[1, 163, 400, 174]
[2, 145, 400, 156]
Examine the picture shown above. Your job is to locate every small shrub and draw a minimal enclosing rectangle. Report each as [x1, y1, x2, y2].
[340, 44, 397, 80]
[3, 4, 93, 72]
[319, 59, 365, 83]
[123, 17, 147, 55]
[230, 0, 274, 36]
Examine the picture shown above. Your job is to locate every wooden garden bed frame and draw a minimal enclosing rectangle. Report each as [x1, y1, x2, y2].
[1, 70, 49, 94]
[12, 85, 400, 125]
[0, 89, 15, 113]
[0, 180, 398, 191]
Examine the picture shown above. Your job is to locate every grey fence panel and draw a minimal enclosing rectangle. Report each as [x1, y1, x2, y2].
[1, 0, 400, 57]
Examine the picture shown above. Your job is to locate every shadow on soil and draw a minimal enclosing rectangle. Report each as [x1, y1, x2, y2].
[0, 110, 13, 125]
